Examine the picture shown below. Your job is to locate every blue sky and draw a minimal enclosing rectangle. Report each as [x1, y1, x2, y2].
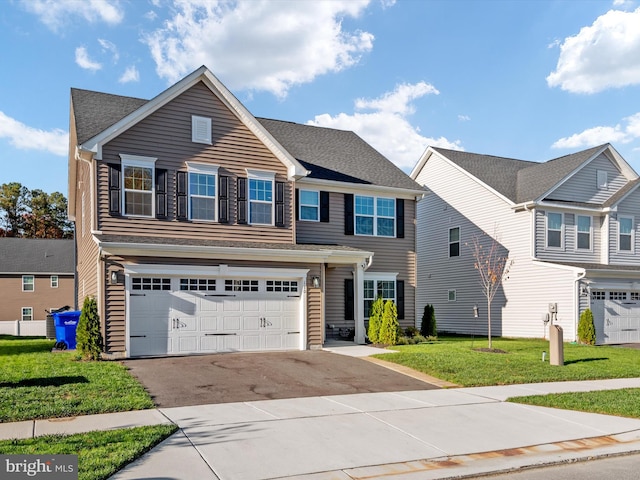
[1, 0, 640, 195]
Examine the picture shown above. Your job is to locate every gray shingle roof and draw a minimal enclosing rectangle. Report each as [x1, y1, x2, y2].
[0, 238, 74, 274]
[433, 144, 610, 204]
[603, 177, 640, 208]
[542, 260, 640, 272]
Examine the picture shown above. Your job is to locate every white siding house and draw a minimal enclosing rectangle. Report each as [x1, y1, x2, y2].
[411, 144, 640, 344]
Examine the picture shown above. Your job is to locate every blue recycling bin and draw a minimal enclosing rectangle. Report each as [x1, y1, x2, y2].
[53, 311, 81, 350]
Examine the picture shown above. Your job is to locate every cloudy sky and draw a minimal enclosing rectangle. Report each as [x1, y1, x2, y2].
[1, 0, 640, 194]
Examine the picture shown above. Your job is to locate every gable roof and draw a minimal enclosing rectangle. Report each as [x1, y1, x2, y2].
[258, 118, 422, 191]
[0, 238, 74, 274]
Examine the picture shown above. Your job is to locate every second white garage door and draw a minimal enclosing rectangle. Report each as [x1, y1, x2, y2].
[591, 290, 640, 344]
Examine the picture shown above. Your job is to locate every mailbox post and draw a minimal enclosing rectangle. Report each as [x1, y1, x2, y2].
[548, 303, 564, 366]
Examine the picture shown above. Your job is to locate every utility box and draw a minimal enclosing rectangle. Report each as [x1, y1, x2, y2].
[549, 324, 564, 366]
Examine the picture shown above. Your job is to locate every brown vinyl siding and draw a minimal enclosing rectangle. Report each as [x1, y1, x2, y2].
[0, 275, 74, 321]
[97, 81, 293, 243]
[104, 260, 126, 353]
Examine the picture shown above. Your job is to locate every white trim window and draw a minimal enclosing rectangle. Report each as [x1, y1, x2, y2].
[355, 196, 395, 236]
[188, 163, 218, 221]
[576, 215, 592, 250]
[299, 190, 319, 221]
[546, 212, 563, 248]
[449, 227, 460, 257]
[597, 170, 608, 189]
[248, 170, 275, 225]
[619, 216, 634, 252]
[121, 154, 156, 217]
[21, 307, 33, 321]
[192, 115, 212, 144]
[448, 289, 456, 302]
[22, 275, 34, 292]
[363, 274, 397, 318]
[50, 275, 59, 288]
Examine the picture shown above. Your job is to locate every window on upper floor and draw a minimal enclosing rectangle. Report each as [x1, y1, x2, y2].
[121, 154, 156, 217]
[449, 227, 460, 257]
[248, 172, 274, 225]
[619, 216, 634, 252]
[576, 215, 591, 250]
[188, 163, 218, 221]
[299, 190, 319, 221]
[21, 307, 33, 321]
[355, 196, 395, 236]
[547, 212, 563, 248]
[192, 115, 212, 144]
[448, 289, 457, 302]
[50, 275, 58, 288]
[597, 170, 608, 189]
[22, 275, 34, 292]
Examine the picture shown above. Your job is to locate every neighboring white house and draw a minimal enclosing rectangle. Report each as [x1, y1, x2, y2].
[411, 143, 640, 344]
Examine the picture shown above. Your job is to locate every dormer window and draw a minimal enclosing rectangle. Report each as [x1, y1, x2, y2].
[192, 115, 212, 144]
[597, 170, 608, 189]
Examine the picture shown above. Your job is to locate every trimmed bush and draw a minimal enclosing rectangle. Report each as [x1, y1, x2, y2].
[578, 308, 596, 345]
[378, 300, 399, 345]
[76, 296, 104, 360]
[367, 297, 384, 344]
[420, 304, 437, 337]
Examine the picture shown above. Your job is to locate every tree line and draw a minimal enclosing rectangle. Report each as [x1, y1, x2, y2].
[0, 182, 73, 238]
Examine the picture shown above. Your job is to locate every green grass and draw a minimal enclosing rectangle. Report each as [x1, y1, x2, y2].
[0, 424, 178, 480]
[376, 336, 640, 387]
[0, 336, 154, 422]
[509, 389, 640, 419]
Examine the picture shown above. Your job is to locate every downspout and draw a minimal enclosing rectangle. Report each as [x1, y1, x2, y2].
[574, 269, 587, 342]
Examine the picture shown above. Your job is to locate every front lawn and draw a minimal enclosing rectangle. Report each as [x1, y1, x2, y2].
[0, 336, 154, 422]
[376, 337, 640, 386]
[0, 424, 177, 480]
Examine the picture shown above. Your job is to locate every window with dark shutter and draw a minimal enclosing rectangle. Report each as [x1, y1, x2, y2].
[320, 191, 330, 222]
[218, 175, 229, 223]
[396, 280, 405, 320]
[237, 177, 247, 224]
[345, 278, 354, 320]
[108, 164, 121, 216]
[176, 171, 187, 220]
[155, 169, 167, 219]
[396, 198, 404, 238]
[344, 193, 354, 235]
[275, 181, 285, 227]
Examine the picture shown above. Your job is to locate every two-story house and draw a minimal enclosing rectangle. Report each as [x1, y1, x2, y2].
[0, 238, 74, 335]
[68, 66, 423, 358]
[411, 143, 640, 345]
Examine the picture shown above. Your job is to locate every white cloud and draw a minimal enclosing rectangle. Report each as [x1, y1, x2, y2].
[458, 114, 471, 122]
[98, 38, 119, 63]
[143, 0, 375, 97]
[308, 82, 462, 170]
[21, 0, 124, 32]
[119, 65, 140, 83]
[547, 8, 640, 93]
[552, 112, 640, 148]
[0, 112, 68, 156]
[75, 47, 102, 71]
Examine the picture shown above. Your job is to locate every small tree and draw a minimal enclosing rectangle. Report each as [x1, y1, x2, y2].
[367, 297, 384, 344]
[76, 296, 103, 360]
[578, 308, 596, 345]
[420, 304, 437, 337]
[378, 300, 399, 345]
[468, 233, 513, 350]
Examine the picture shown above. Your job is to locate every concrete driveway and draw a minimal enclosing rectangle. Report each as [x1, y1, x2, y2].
[123, 349, 439, 407]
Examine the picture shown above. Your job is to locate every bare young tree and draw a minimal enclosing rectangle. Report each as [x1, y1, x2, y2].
[468, 232, 513, 350]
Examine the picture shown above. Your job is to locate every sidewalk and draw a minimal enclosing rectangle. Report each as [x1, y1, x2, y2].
[2, 378, 640, 479]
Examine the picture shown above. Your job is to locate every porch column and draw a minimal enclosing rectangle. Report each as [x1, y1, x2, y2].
[354, 261, 366, 344]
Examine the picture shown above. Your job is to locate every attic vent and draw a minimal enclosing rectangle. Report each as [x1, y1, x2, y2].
[192, 115, 212, 144]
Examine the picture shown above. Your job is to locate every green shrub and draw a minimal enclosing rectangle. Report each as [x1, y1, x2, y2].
[404, 326, 419, 337]
[413, 334, 427, 343]
[420, 304, 437, 337]
[396, 336, 410, 345]
[367, 297, 384, 344]
[76, 296, 103, 360]
[578, 308, 596, 345]
[378, 300, 399, 345]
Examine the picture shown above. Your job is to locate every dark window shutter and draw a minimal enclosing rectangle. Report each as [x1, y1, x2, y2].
[295, 188, 299, 221]
[155, 169, 167, 219]
[344, 193, 354, 235]
[176, 171, 187, 220]
[218, 175, 229, 223]
[108, 164, 121, 216]
[237, 177, 247, 224]
[396, 280, 405, 320]
[345, 278, 354, 320]
[275, 181, 285, 227]
[396, 198, 405, 238]
[320, 191, 330, 222]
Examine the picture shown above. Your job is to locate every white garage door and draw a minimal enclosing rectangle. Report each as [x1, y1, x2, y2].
[128, 277, 302, 357]
[591, 290, 640, 344]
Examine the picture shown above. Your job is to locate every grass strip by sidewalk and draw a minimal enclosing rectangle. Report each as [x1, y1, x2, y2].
[0, 336, 154, 423]
[509, 388, 640, 419]
[0, 424, 178, 480]
[376, 337, 640, 387]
